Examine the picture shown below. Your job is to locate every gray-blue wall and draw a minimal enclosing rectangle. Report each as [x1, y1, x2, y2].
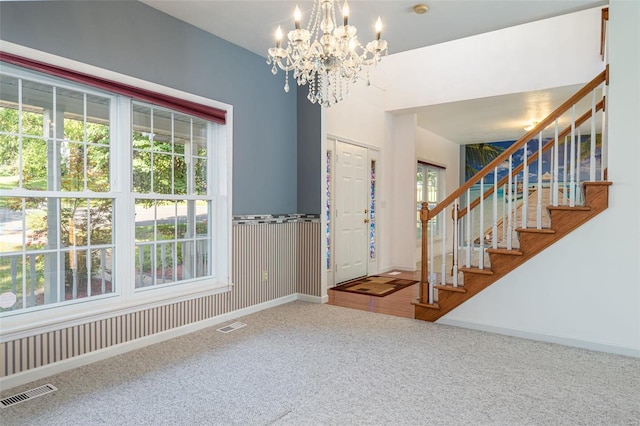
[296, 86, 322, 215]
[0, 1, 299, 215]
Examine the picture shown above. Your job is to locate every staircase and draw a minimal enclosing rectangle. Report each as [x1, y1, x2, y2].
[413, 67, 611, 322]
[414, 181, 611, 321]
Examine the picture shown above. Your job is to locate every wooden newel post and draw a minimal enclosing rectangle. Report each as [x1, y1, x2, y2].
[419, 202, 430, 304]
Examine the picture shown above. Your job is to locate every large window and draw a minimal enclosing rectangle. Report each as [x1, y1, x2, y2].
[416, 161, 445, 240]
[0, 62, 230, 320]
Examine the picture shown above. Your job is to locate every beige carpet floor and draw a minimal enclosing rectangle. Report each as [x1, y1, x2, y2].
[2, 301, 639, 425]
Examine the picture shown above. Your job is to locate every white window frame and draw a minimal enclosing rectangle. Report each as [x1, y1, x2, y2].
[416, 161, 445, 244]
[0, 42, 233, 340]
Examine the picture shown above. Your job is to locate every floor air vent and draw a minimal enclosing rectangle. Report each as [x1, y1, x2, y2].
[1, 384, 58, 408]
[217, 321, 247, 333]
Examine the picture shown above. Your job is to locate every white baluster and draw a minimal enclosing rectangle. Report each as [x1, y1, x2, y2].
[441, 208, 447, 286]
[466, 189, 471, 268]
[507, 155, 513, 250]
[522, 143, 529, 228]
[576, 126, 582, 204]
[601, 82, 608, 181]
[502, 182, 507, 243]
[569, 105, 577, 207]
[590, 89, 597, 182]
[553, 120, 559, 206]
[537, 132, 543, 228]
[492, 169, 498, 249]
[479, 177, 484, 269]
[563, 135, 568, 205]
[453, 199, 459, 287]
[429, 215, 434, 304]
[513, 174, 519, 227]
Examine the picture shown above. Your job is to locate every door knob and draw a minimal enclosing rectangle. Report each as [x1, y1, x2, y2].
[364, 219, 370, 223]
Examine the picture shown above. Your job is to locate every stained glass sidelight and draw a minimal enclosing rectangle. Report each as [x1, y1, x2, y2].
[326, 150, 332, 270]
[370, 160, 376, 260]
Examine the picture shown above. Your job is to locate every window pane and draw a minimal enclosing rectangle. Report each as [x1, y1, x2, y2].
[0, 136, 19, 189]
[0, 75, 19, 133]
[193, 119, 207, 157]
[135, 244, 153, 288]
[176, 200, 192, 238]
[0, 197, 23, 254]
[86, 145, 110, 192]
[57, 88, 85, 139]
[86, 95, 110, 145]
[153, 109, 172, 153]
[24, 253, 47, 308]
[64, 248, 88, 300]
[195, 239, 210, 278]
[179, 241, 195, 280]
[0, 254, 21, 312]
[195, 156, 207, 195]
[132, 103, 152, 148]
[89, 198, 113, 245]
[61, 198, 88, 247]
[153, 153, 172, 194]
[22, 137, 48, 191]
[132, 149, 151, 193]
[26, 198, 48, 251]
[196, 201, 210, 237]
[135, 199, 154, 242]
[157, 201, 176, 241]
[90, 248, 113, 295]
[21, 81, 52, 138]
[173, 153, 187, 195]
[155, 242, 174, 284]
[61, 141, 84, 191]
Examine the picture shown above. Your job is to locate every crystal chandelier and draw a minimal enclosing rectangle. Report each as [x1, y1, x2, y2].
[267, 0, 388, 107]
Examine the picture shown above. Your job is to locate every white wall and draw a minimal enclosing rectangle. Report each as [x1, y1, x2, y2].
[438, 0, 640, 356]
[415, 127, 461, 262]
[374, 7, 604, 111]
[389, 114, 419, 270]
[324, 83, 395, 273]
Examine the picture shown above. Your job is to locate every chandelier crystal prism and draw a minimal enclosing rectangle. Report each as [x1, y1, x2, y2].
[267, 0, 388, 107]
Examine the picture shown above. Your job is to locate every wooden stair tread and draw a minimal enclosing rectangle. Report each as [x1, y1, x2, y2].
[486, 248, 524, 256]
[583, 181, 612, 187]
[516, 227, 556, 234]
[411, 301, 440, 310]
[459, 267, 494, 275]
[547, 205, 592, 211]
[435, 284, 467, 293]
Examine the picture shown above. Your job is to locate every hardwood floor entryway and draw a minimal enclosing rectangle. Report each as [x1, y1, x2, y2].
[328, 271, 421, 318]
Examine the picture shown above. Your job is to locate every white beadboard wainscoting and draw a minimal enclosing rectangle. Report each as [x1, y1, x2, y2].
[0, 217, 321, 387]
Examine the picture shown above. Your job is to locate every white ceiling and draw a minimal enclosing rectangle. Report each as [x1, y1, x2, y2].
[141, 0, 607, 144]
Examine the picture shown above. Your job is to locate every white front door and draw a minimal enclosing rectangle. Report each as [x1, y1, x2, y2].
[334, 141, 368, 284]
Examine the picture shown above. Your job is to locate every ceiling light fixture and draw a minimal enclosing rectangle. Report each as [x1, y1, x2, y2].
[267, 0, 388, 107]
[524, 121, 539, 131]
[413, 4, 429, 15]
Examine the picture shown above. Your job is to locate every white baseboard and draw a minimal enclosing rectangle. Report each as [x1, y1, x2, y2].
[380, 266, 417, 273]
[436, 318, 640, 358]
[0, 294, 298, 392]
[297, 293, 328, 304]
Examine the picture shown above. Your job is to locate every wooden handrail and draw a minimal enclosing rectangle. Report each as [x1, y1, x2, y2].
[428, 69, 607, 220]
[458, 99, 605, 218]
[600, 7, 609, 61]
